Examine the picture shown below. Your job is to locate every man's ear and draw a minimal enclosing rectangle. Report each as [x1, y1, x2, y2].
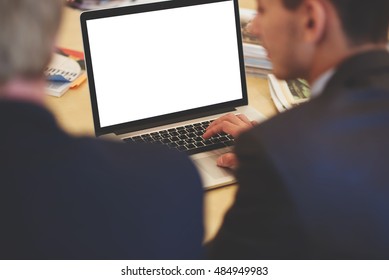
[300, 0, 326, 44]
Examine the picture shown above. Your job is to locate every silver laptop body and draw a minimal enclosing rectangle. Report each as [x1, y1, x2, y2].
[80, 0, 265, 189]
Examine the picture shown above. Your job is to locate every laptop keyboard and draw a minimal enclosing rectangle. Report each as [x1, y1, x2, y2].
[122, 120, 234, 155]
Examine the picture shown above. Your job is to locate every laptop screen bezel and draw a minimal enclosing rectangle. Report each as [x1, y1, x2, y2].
[80, 0, 248, 136]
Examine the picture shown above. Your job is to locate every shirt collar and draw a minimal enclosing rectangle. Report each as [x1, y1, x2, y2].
[310, 68, 335, 98]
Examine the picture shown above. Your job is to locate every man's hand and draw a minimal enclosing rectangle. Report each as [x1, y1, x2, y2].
[216, 152, 238, 169]
[203, 113, 257, 139]
[203, 113, 258, 169]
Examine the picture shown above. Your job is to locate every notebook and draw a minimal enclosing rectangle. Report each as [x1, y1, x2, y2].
[80, 0, 265, 189]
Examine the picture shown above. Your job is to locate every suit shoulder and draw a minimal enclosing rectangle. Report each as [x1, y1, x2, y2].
[243, 99, 323, 142]
[71, 137, 201, 187]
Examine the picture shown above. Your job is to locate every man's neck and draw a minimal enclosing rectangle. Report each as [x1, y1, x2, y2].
[308, 43, 388, 84]
[0, 78, 46, 105]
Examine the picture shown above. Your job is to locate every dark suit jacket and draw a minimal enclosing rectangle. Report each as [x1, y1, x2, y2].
[0, 101, 203, 259]
[208, 50, 389, 259]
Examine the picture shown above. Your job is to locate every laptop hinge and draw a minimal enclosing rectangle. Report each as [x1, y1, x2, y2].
[114, 107, 237, 136]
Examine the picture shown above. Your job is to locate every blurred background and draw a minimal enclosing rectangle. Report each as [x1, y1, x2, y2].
[66, 0, 166, 10]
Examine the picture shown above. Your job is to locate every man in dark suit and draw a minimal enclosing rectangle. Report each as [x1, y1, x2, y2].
[0, 0, 203, 259]
[205, 0, 389, 258]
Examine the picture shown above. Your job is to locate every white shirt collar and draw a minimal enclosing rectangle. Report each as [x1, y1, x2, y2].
[310, 68, 335, 98]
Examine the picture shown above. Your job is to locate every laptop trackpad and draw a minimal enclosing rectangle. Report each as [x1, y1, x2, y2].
[193, 155, 232, 179]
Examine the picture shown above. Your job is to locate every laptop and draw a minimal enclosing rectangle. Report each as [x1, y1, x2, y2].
[80, 0, 266, 189]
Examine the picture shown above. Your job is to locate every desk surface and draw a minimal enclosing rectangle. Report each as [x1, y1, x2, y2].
[46, 0, 277, 242]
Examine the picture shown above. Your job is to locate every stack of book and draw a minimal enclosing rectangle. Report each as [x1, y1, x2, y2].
[45, 47, 86, 97]
[268, 74, 311, 112]
[240, 8, 272, 76]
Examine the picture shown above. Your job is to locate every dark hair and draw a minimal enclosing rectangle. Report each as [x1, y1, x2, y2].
[281, 0, 389, 45]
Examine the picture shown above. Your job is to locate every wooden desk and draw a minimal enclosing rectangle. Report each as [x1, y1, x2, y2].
[46, 0, 277, 242]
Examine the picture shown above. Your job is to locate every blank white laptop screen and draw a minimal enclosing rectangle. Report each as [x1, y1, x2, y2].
[86, 0, 243, 128]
